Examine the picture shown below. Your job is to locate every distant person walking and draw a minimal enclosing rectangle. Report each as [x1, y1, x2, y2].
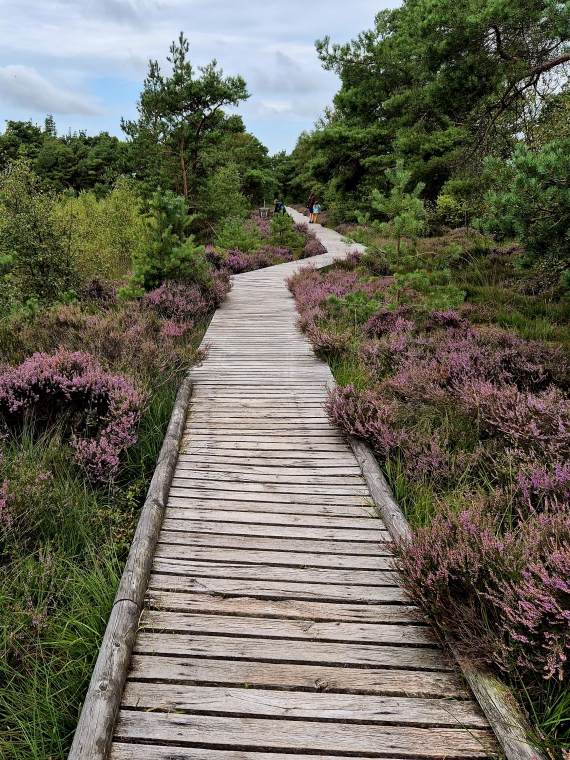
[307, 193, 315, 220]
[311, 201, 321, 224]
[274, 199, 286, 215]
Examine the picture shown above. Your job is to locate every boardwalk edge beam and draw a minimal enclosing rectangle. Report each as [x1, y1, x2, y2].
[68, 375, 194, 760]
[349, 435, 546, 760]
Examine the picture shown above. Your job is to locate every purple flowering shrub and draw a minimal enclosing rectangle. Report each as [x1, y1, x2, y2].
[211, 214, 327, 273]
[290, 258, 570, 704]
[0, 350, 144, 482]
[212, 246, 293, 274]
[142, 282, 208, 323]
[395, 502, 570, 682]
[0, 270, 226, 487]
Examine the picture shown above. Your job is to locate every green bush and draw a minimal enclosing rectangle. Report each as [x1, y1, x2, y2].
[56, 178, 146, 281]
[482, 139, 570, 273]
[215, 217, 262, 252]
[0, 160, 76, 305]
[269, 212, 304, 256]
[120, 188, 209, 297]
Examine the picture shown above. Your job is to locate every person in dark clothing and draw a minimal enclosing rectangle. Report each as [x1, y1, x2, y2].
[274, 199, 286, 215]
[307, 193, 315, 218]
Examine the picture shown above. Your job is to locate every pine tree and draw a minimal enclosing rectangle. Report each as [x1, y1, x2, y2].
[119, 188, 209, 297]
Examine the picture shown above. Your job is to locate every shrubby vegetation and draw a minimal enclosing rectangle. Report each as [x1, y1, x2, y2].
[282, 5, 570, 747]
[283, 16, 570, 751]
[3, 2, 570, 756]
[289, 232, 570, 754]
[0, 31, 265, 759]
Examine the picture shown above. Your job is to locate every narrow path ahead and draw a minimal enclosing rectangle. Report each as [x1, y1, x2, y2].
[109, 210, 497, 759]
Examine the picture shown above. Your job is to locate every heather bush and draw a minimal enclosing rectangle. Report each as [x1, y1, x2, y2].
[290, 245, 570, 753]
[212, 246, 293, 274]
[210, 213, 326, 273]
[0, 350, 144, 482]
[142, 282, 208, 323]
[364, 306, 415, 337]
[0, 258, 225, 756]
[395, 502, 570, 682]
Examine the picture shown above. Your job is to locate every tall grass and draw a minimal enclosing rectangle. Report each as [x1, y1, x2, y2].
[0, 374, 185, 759]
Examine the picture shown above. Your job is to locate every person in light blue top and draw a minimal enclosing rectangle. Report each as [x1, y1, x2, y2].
[311, 202, 321, 224]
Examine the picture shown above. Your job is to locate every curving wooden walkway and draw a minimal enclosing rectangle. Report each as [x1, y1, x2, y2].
[109, 209, 498, 759]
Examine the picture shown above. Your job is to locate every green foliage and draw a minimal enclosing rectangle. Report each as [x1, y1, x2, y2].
[0, 161, 75, 305]
[526, 88, 570, 150]
[326, 290, 384, 325]
[287, 0, 570, 213]
[371, 161, 426, 256]
[482, 139, 570, 271]
[215, 218, 261, 252]
[120, 188, 208, 297]
[0, 374, 184, 759]
[269, 150, 294, 200]
[269, 212, 305, 255]
[434, 195, 466, 229]
[122, 32, 249, 200]
[0, 119, 129, 193]
[366, 163, 465, 308]
[55, 178, 146, 281]
[194, 163, 250, 230]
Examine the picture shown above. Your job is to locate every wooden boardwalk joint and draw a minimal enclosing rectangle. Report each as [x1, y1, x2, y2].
[92, 210, 498, 759]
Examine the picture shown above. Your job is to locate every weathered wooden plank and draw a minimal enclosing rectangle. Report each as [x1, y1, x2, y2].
[126, 654, 468, 698]
[154, 540, 390, 568]
[121, 683, 487, 728]
[134, 633, 449, 670]
[152, 556, 397, 587]
[182, 434, 345, 444]
[154, 531, 391, 555]
[113, 712, 497, 757]
[173, 465, 365, 485]
[148, 573, 405, 603]
[166, 496, 375, 518]
[161, 507, 379, 530]
[162, 516, 386, 542]
[140, 611, 436, 646]
[175, 460, 362, 475]
[144, 591, 421, 622]
[168, 489, 371, 507]
[110, 746, 407, 760]
[180, 449, 357, 463]
[172, 478, 368, 496]
[181, 440, 350, 453]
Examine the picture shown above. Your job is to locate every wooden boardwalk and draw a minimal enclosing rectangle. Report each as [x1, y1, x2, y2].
[109, 210, 498, 759]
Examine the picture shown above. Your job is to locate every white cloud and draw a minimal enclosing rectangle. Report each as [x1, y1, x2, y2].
[0, 65, 102, 115]
[0, 0, 399, 150]
[252, 51, 324, 95]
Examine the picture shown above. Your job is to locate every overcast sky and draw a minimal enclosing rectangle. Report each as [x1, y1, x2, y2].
[0, 0, 398, 154]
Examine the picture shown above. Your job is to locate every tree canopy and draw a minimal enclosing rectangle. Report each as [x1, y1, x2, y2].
[287, 0, 570, 217]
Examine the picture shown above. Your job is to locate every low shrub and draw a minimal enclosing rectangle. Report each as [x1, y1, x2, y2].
[395, 501, 570, 684]
[0, 350, 144, 482]
[290, 249, 570, 753]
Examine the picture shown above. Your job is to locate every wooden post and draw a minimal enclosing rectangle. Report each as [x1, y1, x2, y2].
[68, 376, 193, 760]
[349, 435, 547, 760]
